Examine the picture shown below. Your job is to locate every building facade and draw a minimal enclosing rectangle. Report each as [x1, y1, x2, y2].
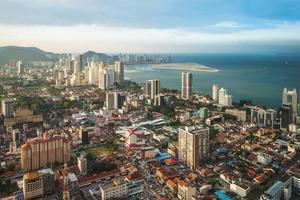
[181, 72, 192, 100]
[178, 126, 210, 168]
[21, 134, 70, 171]
[99, 177, 128, 200]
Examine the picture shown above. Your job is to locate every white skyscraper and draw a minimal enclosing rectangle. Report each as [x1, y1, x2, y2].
[181, 72, 193, 100]
[282, 88, 297, 121]
[17, 60, 24, 75]
[224, 94, 232, 107]
[212, 85, 220, 102]
[218, 88, 227, 105]
[99, 68, 109, 90]
[77, 154, 87, 175]
[88, 62, 99, 84]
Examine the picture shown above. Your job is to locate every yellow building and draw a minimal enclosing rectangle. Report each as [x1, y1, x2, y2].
[178, 126, 209, 168]
[21, 134, 70, 171]
[177, 179, 196, 200]
[23, 172, 43, 200]
[99, 177, 128, 200]
[4, 107, 43, 131]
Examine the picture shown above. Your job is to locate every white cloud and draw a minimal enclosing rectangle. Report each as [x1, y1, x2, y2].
[0, 21, 299, 53]
[212, 21, 247, 29]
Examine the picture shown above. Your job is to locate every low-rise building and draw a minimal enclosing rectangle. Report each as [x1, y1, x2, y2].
[23, 172, 43, 200]
[225, 108, 247, 122]
[99, 177, 128, 200]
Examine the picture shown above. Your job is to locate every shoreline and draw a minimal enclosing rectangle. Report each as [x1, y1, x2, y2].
[152, 63, 219, 72]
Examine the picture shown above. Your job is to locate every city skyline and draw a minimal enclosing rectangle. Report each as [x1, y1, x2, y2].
[0, 0, 300, 53]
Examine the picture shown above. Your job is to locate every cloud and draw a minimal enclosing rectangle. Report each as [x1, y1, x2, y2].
[0, 21, 299, 53]
[212, 21, 247, 29]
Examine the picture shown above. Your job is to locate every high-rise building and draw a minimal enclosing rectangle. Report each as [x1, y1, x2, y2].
[217, 87, 233, 107]
[105, 92, 115, 109]
[23, 172, 43, 200]
[77, 154, 87, 175]
[177, 179, 196, 200]
[181, 72, 193, 100]
[21, 134, 70, 171]
[144, 79, 160, 100]
[154, 94, 165, 106]
[114, 61, 124, 82]
[12, 129, 21, 143]
[17, 60, 24, 75]
[280, 104, 293, 129]
[105, 92, 126, 110]
[79, 127, 89, 145]
[198, 107, 208, 120]
[114, 92, 126, 110]
[38, 168, 55, 195]
[144, 81, 152, 98]
[282, 88, 297, 121]
[251, 107, 276, 128]
[150, 79, 160, 100]
[218, 88, 227, 105]
[99, 68, 109, 90]
[2, 98, 14, 117]
[178, 126, 209, 168]
[212, 84, 220, 102]
[88, 62, 99, 84]
[224, 94, 232, 107]
[77, 54, 84, 72]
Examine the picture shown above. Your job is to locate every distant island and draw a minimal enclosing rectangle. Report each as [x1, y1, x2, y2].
[152, 63, 219, 72]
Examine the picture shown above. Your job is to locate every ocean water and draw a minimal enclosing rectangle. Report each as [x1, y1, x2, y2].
[125, 54, 300, 108]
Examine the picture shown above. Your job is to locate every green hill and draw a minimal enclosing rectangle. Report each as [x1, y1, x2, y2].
[0, 46, 55, 65]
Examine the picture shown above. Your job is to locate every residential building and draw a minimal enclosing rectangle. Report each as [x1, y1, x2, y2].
[79, 127, 89, 145]
[17, 60, 24, 75]
[178, 126, 209, 168]
[99, 177, 128, 200]
[38, 168, 55, 195]
[105, 92, 115, 109]
[212, 84, 220, 102]
[177, 179, 196, 200]
[181, 72, 192, 100]
[21, 134, 70, 171]
[78, 154, 87, 175]
[280, 104, 293, 130]
[150, 79, 160, 100]
[260, 181, 284, 200]
[225, 108, 247, 122]
[257, 153, 273, 165]
[2, 98, 14, 117]
[124, 129, 145, 147]
[23, 172, 43, 200]
[251, 107, 276, 128]
[282, 88, 297, 121]
[218, 88, 227, 105]
[198, 107, 208, 120]
[114, 61, 124, 82]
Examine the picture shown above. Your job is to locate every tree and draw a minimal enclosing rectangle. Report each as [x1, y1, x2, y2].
[86, 152, 96, 161]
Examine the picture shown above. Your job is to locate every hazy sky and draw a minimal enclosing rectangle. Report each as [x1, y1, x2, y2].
[1, 0, 300, 53]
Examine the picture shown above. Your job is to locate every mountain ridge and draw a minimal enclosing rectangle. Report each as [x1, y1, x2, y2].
[0, 46, 111, 66]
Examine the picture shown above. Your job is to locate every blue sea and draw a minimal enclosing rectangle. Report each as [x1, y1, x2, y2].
[125, 54, 300, 109]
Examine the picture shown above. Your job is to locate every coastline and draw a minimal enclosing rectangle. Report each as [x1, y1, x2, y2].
[152, 63, 219, 72]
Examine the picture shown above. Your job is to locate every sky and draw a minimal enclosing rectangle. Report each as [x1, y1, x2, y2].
[0, 0, 300, 53]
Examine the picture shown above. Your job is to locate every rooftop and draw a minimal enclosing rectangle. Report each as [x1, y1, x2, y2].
[265, 181, 284, 197]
